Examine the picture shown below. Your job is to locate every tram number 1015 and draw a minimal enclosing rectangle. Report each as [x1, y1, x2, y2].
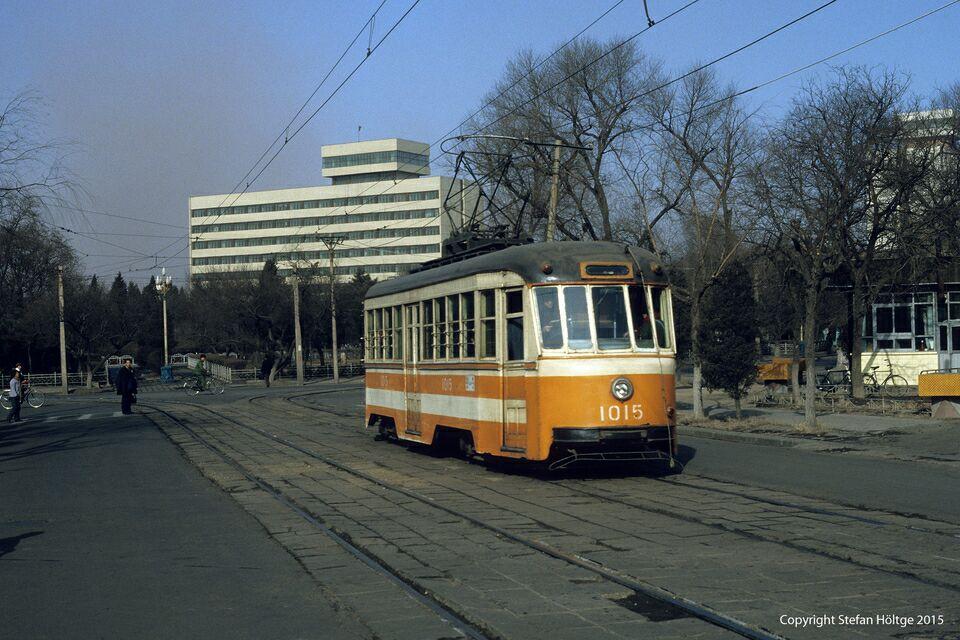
[599, 403, 643, 423]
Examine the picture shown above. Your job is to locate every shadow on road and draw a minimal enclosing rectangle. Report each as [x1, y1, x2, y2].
[0, 531, 43, 558]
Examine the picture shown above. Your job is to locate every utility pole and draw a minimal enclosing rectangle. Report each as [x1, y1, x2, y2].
[318, 236, 344, 383]
[57, 266, 68, 395]
[546, 138, 561, 242]
[155, 268, 173, 367]
[292, 275, 304, 385]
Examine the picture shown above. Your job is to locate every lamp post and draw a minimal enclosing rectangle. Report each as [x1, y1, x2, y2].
[155, 268, 173, 365]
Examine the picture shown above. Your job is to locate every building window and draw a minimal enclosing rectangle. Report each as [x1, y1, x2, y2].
[866, 293, 934, 351]
[322, 150, 429, 169]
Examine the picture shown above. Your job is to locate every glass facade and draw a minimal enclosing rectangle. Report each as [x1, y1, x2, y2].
[322, 150, 429, 169]
[190, 190, 439, 219]
[191, 243, 439, 267]
[192, 226, 439, 250]
[191, 208, 438, 235]
[863, 293, 935, 351]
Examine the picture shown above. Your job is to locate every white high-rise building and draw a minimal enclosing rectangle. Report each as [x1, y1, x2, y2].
[188, 139, 473, 282]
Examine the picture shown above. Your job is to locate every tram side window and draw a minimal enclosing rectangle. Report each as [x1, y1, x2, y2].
[651, 287, 673, 349]
[592, 286, 630, 350]
[364, 310, 374, 360]
[628, 285, 654, 348]
[373, 308, 383, 359]
[422, 300, 434, 361]
[479, 290, 496, 358]
[436, 298, 447, 359]
[506, 289, 524, 361]
[448, 295, 461, 358]
[535, 287, 563, 349]
[405, 305, 417, 363]
[383, 307, 393, 359]
[393, 306, 403, 361]
[462, 292, 476, 358]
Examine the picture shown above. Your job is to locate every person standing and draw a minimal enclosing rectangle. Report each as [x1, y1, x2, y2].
[6, 370, 22, 423]
[115, 358, 138, 415]
[260, 354, 274, 388]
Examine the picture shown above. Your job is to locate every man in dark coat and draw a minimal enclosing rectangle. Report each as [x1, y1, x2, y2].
[115, 358, 138, 415]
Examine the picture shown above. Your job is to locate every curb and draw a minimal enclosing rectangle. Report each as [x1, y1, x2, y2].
[680, 425, 805, 448]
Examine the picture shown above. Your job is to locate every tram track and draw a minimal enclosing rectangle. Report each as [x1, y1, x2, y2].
[149, 397, 783, 640]
[143, 402, 492, 640]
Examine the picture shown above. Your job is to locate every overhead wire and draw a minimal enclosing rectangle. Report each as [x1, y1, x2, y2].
[185, 0, 636, 277]
[178, 0, 422, 257]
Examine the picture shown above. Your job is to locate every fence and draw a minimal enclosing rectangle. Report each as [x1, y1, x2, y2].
[186, 356, 233, 383]
[233, 363, 365, 381]
[24, 372, 91, 387]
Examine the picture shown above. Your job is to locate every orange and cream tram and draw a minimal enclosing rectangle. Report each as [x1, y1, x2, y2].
[363, 241, 678, 469]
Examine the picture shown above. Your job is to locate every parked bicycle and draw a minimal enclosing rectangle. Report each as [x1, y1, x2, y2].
[182, 376, 224, 396]
[0, 383, 45, 410]
[864, 353, 910, 397]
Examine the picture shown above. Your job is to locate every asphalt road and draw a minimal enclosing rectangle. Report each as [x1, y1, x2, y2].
[0, 395, 365, 640]
[679, 436, 960, 523]
[300, 381, 960, 524]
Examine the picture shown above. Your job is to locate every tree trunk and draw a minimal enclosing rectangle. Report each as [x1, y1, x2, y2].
[85, 367, 94, 389]
[850, 282, 865, 400]
[734, 394, 742, 420]
[790, 358, 801, 406]
[690, 298, 704, 419]
[803, 283, 819, 429]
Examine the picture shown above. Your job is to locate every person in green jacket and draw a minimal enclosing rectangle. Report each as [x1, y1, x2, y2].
[193, 354, 210, 391]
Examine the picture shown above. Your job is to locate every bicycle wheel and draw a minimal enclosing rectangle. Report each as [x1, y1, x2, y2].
[208, 379, 224, 395]
[861, 372, 879, 395]
[182, 380, 200, 396]
[0, 392, 10, 411]
[882, 375, 910, 396]
[27, 389, 45, 408]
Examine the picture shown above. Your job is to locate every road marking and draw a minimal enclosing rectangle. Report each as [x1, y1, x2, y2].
[44, 415, 62, 423]
[78, 413, 92, 420]
[112, 411, 124, 417]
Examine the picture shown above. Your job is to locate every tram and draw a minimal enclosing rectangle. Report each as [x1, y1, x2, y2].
[363, 240, 678, 469]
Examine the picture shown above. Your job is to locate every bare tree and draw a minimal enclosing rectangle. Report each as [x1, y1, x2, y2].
[0, 91, 76, 215]
[641, 69, 758, 418]
[462, 38, 661, 240]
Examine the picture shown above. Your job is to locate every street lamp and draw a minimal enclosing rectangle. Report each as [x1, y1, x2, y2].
[155, 268, 173, 365]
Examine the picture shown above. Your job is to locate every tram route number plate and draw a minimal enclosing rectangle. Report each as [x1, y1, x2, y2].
[599, 403, 643, 422]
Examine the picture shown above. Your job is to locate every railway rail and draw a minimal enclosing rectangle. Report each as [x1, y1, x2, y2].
[143, 389, 959, 639]
[146, 396, 779, 640]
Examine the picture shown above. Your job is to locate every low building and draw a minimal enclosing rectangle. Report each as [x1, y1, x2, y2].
[188, 138, 475, 282]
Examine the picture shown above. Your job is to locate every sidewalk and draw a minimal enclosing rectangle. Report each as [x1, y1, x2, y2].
[676, 386, 960, 465]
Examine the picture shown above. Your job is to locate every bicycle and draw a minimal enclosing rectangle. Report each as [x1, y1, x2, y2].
[182, 376, 224, 396]
[864, 362, 909, 397]
[0, 384, 45, 410]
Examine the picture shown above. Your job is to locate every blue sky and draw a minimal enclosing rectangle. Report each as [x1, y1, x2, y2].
[5, 0, 959, 283]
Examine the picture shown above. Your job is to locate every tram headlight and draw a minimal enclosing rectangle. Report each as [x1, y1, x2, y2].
[611, 377, 633, 401]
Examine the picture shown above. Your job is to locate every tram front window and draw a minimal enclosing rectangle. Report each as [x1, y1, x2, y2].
[592, 287, 630, 350]
[535, 288, 563, 349]
[564, 286, 592, 349]
[628, 285, 655, 349]
[651, 286, 672, 349]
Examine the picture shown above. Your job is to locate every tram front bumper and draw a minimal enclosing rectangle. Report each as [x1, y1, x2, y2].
[548, 426, 676, 469]
[552, 426, 672, 446]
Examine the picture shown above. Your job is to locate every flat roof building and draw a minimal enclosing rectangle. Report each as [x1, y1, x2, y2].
[188, 138, 475, 282]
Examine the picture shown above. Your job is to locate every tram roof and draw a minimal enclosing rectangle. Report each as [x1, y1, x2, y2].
[365, 241, 667, 299]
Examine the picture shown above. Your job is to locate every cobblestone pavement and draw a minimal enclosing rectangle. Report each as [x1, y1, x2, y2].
[144, 387, 960, 640]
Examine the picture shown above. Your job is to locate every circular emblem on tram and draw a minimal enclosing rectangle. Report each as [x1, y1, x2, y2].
[611, 377, 634, 401]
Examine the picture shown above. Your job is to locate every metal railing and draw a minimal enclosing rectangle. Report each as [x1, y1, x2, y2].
[234, 363, 365, 381]
[186, 357, 232, 383]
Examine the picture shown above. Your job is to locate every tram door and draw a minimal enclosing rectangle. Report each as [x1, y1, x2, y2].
[404, 304, 422, 435]
[502, 289, 527, 451]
